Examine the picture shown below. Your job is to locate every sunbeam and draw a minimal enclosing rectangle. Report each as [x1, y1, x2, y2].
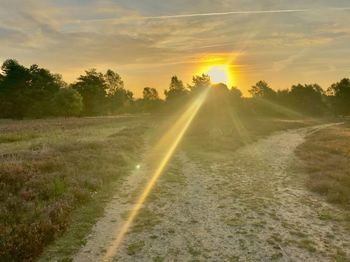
[253, 98, 304, 119]
[223, 98, 252, 145]
[101, 88, 210, 261]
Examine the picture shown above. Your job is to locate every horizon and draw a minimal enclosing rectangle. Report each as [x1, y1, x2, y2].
[1, 0, 350, 96]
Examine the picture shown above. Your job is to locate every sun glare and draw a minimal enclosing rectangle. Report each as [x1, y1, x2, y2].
[207, 65, 228, 84]
[102, 88, 210, 261]
[198, 64, 235, 87]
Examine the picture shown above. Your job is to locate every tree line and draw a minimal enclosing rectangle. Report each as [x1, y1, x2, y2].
[0, 59, 349, 119]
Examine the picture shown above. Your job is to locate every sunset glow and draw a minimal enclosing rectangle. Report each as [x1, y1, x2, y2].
[197, 64, 235, 88]
[207, 65, 228, 84]
[1, 1, 350, 261]
[1, 1, 349, 95]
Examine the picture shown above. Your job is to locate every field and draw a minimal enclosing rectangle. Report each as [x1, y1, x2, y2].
[296, 122, 350, 207]
[0, 114, 349, 261]
[0, 116, 148, 261]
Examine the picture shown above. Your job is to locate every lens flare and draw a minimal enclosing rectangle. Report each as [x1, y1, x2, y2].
[101, 88, 210, 261]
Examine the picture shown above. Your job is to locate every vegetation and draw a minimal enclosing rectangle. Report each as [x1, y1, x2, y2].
[0, 117, 147, 261]
[0, 58, 349, 261]
[1, 59, 350, 119]
[53, 88, 83, 117]
[296, 123, 350, 208]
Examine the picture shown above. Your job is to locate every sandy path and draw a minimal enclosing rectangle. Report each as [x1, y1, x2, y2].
[74, 124, 349, 261]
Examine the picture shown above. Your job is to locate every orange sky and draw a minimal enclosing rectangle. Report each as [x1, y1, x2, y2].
[1, 0, 350, 97]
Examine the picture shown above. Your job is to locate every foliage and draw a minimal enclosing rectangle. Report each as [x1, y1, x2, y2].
[143, 87, 159, 101]
[164, 76, 188, 101]
[53, 88, 83, 117]
[249, 80, 276, 99]
[133, 87, 162, 113]
[71, 69, 107, 115]
[104, 69, 124, 95]
[327, 78, 350, 116]
[0, 59, 64, 118]
[247, 81, 327, 117]
[189, 74, 211, 94]
[0, 58, 349, 118]
[104, 69, 133, 113]
[289, 84, 326, 116]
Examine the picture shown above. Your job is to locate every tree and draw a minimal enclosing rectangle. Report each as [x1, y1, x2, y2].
[26, 64, 64, 117]
[0, 59, 31, 118]
[0, 59, 67, 118]
[0, 60, 65, 118]
[164, 76, 188, 101]
[103, 69, 133, 113]
[210, 83, 230, 101]
[190, 74, 211, 94]
[143, 87, 159, 101]
[211, 83, 229, 91]
[327, 78, 350, 116]
[249, 81, 276, 99]
[289, 84, 326, 116]
[139, 87, 162, 112]
[108, 88, 133, 113]
[53, 88, 83, 117]
[71, 69, 107, 115]
[230, 86, 242, 100]
[104, 69, 124, 95]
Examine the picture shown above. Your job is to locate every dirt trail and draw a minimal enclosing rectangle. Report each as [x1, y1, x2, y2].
[74, 124, 349, 261]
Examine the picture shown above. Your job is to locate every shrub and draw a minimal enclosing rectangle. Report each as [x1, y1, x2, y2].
[0, 123, 145, 261]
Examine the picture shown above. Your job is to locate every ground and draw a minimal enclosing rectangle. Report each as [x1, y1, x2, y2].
[73, 123, 349, 261]
[296, 122, 350, 207]
[0, 116, 148, 261]
[1, 116, 349, 261]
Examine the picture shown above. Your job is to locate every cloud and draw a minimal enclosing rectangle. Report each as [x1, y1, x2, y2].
[272, 49, 308, 72]
[0, 0, 349, 93]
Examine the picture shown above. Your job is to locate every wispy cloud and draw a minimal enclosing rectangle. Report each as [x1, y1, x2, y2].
[1, 0, 350, 94]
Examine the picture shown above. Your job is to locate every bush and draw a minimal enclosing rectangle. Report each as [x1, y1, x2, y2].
[0, 123, 146, 261]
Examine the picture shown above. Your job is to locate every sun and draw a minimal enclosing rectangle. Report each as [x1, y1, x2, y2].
[197, 64, 235, 87]
[206, 65, 228, 85]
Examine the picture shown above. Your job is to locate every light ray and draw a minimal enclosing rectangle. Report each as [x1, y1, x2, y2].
[101, 88, 210, 262]
[253, 98, 324, 123]
[223, 98, 252, 145]
[253, 98, 303, 118]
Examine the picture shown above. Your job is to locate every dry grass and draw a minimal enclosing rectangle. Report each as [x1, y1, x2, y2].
[0, 116, 148, 261]
[184, 110, 316, 154]
[0, 111, 321, 261]
[296, 122, 350, 208]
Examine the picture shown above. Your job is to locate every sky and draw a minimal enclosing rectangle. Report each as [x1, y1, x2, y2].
[0, 0, 350, 97]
